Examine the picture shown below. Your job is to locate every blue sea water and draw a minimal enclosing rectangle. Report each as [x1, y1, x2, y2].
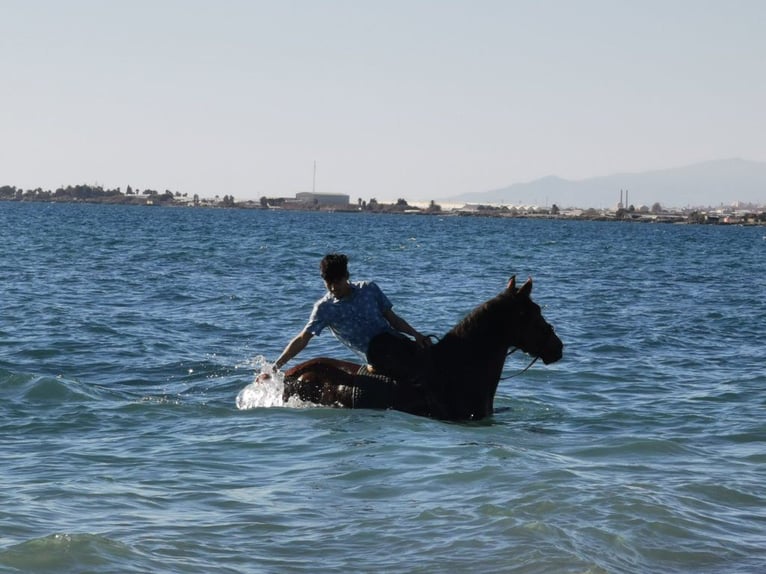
[1, 201, 764, 573]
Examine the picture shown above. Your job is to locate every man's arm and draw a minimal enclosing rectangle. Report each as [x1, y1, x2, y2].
[384, 308, 431, 347]
[274, 329, 313, 370]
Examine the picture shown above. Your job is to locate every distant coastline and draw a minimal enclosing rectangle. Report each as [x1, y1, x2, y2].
[2, 184, 765, 226]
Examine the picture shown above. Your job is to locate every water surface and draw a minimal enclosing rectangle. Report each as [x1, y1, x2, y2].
[1, 202, 764, 573]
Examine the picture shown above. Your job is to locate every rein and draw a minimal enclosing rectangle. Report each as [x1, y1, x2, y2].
[500, 347, 539, 380]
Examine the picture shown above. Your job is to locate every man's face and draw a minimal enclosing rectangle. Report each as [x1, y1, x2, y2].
[324, 276, 351, 299]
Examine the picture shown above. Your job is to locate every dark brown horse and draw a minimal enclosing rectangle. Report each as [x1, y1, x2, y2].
[281, 276, 563, 421]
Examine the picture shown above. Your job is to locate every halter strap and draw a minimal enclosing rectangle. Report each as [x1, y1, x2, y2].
[500, 348, 539, 380]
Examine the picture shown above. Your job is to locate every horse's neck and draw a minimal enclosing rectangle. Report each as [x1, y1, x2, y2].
[434, 331, 509, 382]
[435, 295, 517, 384]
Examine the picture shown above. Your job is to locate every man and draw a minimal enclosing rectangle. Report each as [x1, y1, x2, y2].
[274, 253, 430, 382]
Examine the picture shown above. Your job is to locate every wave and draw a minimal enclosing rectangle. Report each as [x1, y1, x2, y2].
[0, 533, 146, 573]
[0, 368, 223, 419]
[0, 532, 245, 574]
[0, 369, 110, 404]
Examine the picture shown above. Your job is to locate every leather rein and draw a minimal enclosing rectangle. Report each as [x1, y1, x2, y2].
[500, 347, 539, 380]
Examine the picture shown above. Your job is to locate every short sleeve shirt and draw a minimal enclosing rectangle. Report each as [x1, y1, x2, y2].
[305, 281, 396, 360]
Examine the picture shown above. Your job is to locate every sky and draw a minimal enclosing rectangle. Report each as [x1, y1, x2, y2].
[2, 0, 764, 203]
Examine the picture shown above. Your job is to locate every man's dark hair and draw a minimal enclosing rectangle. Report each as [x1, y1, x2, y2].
[320, 253, 349, 282]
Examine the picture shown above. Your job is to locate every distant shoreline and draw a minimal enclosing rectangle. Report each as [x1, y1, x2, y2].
[2, 186, 765, 226]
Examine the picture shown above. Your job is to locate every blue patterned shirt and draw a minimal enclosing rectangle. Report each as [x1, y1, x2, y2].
[305, 281, 397, 360]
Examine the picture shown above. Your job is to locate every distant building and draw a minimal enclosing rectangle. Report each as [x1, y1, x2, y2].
[295, 192, 350, 206]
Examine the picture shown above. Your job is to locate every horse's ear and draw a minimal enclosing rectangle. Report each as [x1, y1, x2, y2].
[519, 277, 533, 297]
[507, 275, 516, 292]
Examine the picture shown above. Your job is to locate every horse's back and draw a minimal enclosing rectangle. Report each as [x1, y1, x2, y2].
[282, 356, 430, 414]
[283, 357, 362, 378]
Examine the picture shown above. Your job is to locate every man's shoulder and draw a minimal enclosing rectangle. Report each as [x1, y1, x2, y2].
[355, 281, 391, 307]
[313, 291, 334, 308]
[354, 280, 387, 298]
[354, 280, 378, 290]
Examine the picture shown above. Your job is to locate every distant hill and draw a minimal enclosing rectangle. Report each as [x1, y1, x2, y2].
[440, 159, 766, 209]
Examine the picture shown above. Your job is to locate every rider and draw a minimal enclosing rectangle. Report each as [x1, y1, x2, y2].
[274, 253, 431, 382]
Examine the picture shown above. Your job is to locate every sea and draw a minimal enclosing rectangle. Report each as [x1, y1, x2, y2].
[1, 201, 764, 574]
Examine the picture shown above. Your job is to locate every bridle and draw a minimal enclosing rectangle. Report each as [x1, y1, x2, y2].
[500, 347, 539, 380]
[500, 312, 556, 380]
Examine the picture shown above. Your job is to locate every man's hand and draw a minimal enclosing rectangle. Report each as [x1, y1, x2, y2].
[414, 333, 433, 348]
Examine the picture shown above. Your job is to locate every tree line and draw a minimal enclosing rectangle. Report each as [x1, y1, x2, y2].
[0, 184, 218, 205]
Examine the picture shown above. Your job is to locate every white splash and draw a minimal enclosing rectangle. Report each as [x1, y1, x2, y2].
[235, 355, 313, 410]
[235, 356, 284, 410]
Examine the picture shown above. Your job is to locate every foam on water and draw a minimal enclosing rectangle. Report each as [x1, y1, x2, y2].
[235, 355, 312, 410]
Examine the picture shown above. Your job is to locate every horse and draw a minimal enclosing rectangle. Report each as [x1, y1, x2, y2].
[280, 276, 563, 421]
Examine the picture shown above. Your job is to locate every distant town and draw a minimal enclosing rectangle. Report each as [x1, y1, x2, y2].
[2, 184, 765, 225]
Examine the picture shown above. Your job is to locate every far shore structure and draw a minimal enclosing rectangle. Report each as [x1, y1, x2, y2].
[1, 184, 764, 226]
[293, 192, 350, 207]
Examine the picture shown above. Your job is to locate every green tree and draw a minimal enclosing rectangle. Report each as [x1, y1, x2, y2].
[0, 185, 17, 198]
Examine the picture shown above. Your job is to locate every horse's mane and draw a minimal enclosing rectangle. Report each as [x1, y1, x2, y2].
[445, 288, 517, 344]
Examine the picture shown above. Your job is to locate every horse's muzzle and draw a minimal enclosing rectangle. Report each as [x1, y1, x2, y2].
[540, 332, 563, 364]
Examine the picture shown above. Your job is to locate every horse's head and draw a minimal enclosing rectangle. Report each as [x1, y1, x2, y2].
[444, 275, 563, 367]
[502, 276, 563, 365]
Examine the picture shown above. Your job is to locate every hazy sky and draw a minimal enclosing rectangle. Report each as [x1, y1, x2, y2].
[2, 0, 764, 202]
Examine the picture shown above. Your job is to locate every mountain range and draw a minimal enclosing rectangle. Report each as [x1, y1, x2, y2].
[439, 158, 766, 209]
